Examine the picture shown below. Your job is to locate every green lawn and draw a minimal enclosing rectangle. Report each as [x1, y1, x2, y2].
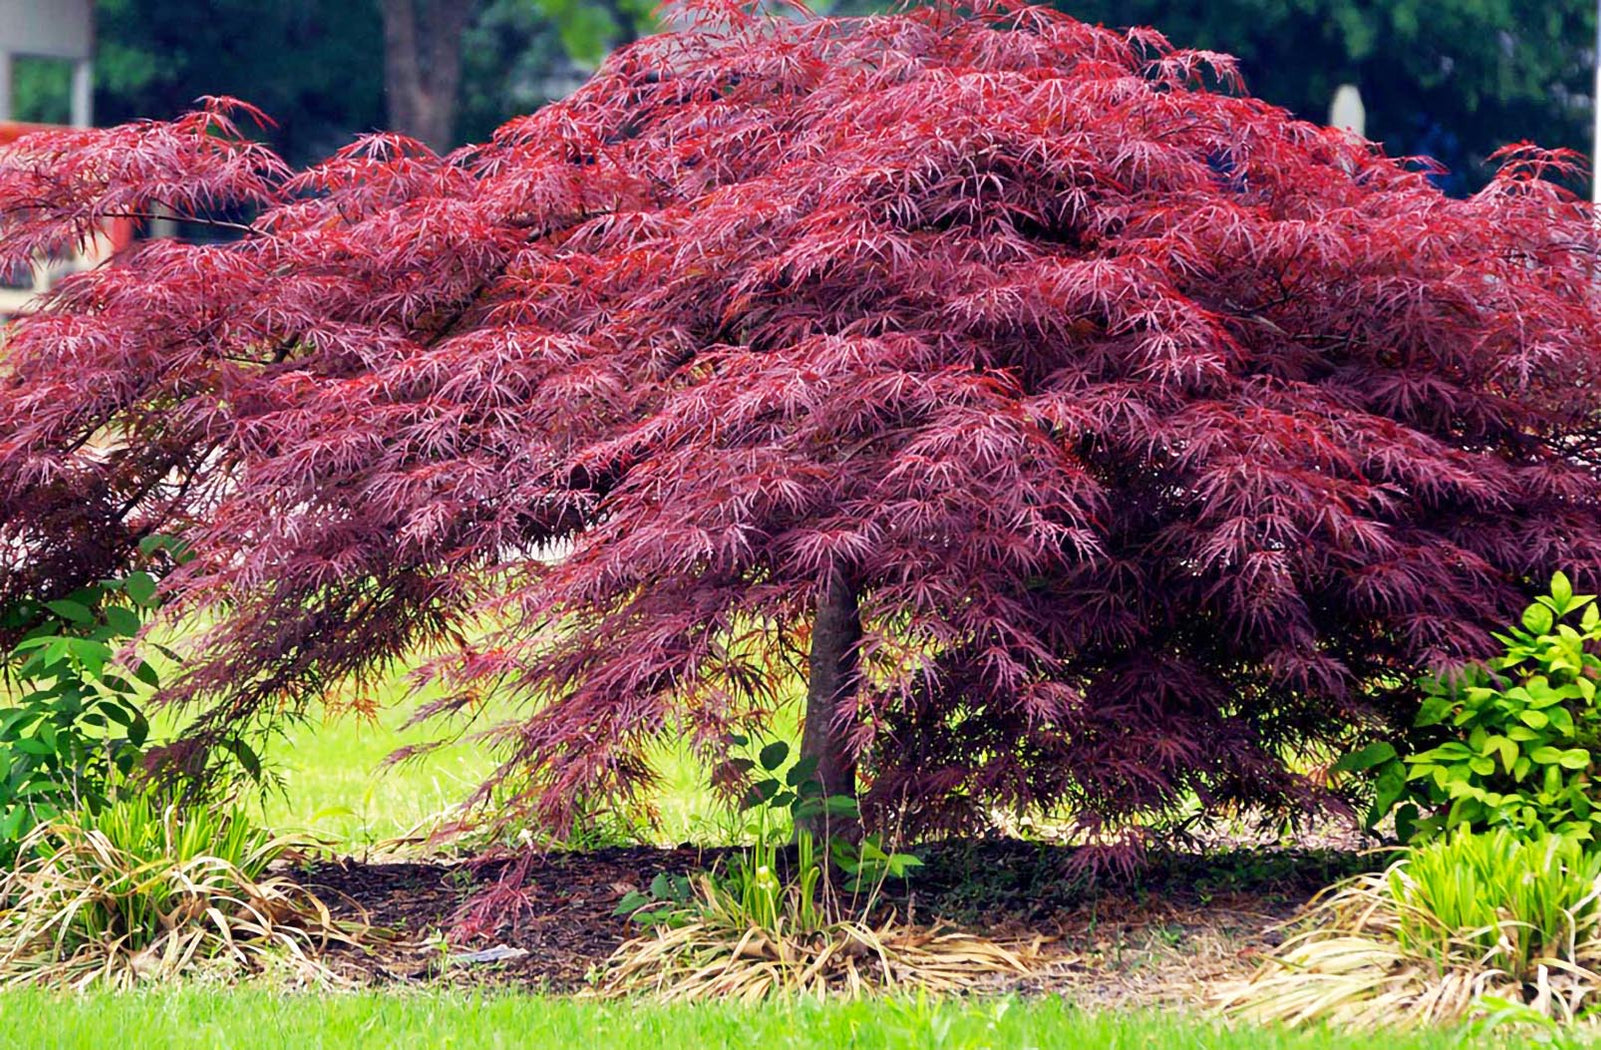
[247, 652, 802, 851]
[0, 989, 1540, 1050]
[0, 631, 1563, 1048]
[252, 694, 749, 851]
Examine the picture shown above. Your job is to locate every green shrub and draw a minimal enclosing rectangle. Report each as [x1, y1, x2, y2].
[600, 740, 1019, 1000]
[1219, 828, 1601, 1028]
[1340, 572, 1601, 843]
[0, 571, 165, 863]
[615, 738, 921, 936]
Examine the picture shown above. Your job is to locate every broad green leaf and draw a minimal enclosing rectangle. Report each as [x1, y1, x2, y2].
[1331, 741, 1397, 774]
[43, 599, 94, 624]
[823, 795, 860, 818]
[124, 571, 158, 608]
[222, 738, 262, 779]
[740, 777, 780, 809]
[64, 638, 109, 677]
[1523, 603, 1555, 634]
[1371, 766, 1406, 818]
[786, 754, 820, 788]
[1558, 749, 1591, 771]
[1547, 707, 1576, 736]
[1494, 736, 1517, 773]
[758, 741, 789, 772]
[1552, 571, 1574, 609]
[1393, 803, 1419, 843]
[102, 604, 141, 637]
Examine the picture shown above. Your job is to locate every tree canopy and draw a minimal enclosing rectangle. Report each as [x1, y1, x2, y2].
[4, 2, 1601, 857]
[9, 2, 1591, 191]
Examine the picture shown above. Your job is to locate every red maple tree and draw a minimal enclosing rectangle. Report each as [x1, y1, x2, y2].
[5, 2, 1601, 852]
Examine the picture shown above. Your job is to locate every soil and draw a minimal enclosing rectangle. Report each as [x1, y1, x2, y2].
[294, 831, 1380, 1004]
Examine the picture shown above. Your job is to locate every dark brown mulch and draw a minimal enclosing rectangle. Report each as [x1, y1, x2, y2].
[293, 835, 1381, 997]
[298, 845, 727, 989]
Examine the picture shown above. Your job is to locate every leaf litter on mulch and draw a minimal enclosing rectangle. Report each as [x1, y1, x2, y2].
[293, 831, 1381, 1002]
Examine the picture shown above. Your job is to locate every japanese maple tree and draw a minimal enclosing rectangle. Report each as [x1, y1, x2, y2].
[4, 1, 1601, 853]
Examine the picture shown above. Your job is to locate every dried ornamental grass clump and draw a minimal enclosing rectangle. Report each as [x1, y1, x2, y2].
[1216, 830, 1601, 1029]
[601, 873, 1038, 1002]
[599, 769, 1038, 1001]
[0, 794, 359, 988]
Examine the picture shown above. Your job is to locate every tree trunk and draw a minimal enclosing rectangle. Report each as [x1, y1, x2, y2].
[797, 567, 861, 836]
[380, 0, 472, 152]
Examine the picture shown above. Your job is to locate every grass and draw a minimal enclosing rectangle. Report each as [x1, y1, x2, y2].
[0, 615, 757, 852]
[247, 654, 805, 851]
[253, 699, 744, 851]
[1220, 829, 1601, 1028]
[0, 795, 350, 989]
[0, 988, 1545, 1050]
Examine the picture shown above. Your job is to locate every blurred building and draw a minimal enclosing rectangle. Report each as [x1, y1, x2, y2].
[0, 0, 122, 321]
[0, 0, 92, 127]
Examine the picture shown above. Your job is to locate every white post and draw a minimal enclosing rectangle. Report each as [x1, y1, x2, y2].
[1330, 84, 1366, 139]
[69, 57, 91, 128]
[0, 50, 12, 123]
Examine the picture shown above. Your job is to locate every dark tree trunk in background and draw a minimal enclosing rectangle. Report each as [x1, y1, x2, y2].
[380, 0, 473, 151]
[798, 567, 862, 834]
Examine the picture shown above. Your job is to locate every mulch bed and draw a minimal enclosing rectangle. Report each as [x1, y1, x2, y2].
[295, 832, 1380, 1001]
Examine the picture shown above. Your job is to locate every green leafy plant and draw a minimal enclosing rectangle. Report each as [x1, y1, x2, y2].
[0, 791, 356, 987]
[0, 568, 169, 863]
[1218, 828, 1601, 1028]
[734, 738, 922, 896]
[1338, 572, 1601, 843]
[601, 739, 1012, 1000]
[616, 738, 922, 930]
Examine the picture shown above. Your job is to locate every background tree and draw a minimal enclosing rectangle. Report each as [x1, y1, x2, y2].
[382, 0, 654, 148]
[10, 0, 655, 164]
[819, 0, 1597, 193]
[380, 0, 475, 151]
[24, 2, 1588, 192]
[1049, 0, 1596, 193]
[455, 0, 654, 145]
[91, 0, 387, 166]
[4, 3, 1601, 859]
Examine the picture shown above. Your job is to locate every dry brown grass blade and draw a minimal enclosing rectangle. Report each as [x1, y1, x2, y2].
[597, 915, 1041, 1001]
[0, 813, 370, 989]
[1214, 873, 1601, 1029]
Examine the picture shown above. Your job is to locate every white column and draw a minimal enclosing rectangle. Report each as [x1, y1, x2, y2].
[1330, 84, 1366, 139]
[70, 57, 91, 128]
[0, 51, 12, 123]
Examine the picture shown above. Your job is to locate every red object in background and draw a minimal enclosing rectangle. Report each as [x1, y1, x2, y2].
[0, 121, 132, 316]
[0, 120, 53, 144]
[0, 120, 134, 253]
